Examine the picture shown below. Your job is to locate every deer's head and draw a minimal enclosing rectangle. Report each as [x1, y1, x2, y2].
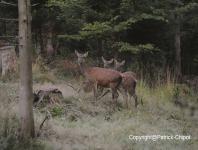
[75, 50, 88, 65]
[101, 56, 114, 68]
[114, 59, 125, 71]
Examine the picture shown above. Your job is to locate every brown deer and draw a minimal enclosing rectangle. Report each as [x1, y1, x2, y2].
[75, 50, 122, 107]
[101, 56, 114, 68]
[102, 57, 138, 108]
[114, 58, 139, 108]
[114, 58, 137, 78]
[119, 72, 138, 108]
[114, 59, 125, 72]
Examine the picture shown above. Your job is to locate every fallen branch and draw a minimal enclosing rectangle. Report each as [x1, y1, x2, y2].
[0, 18, 18, 21]
[33, 88, 63, 107]
[0, 35, 18, 38]
[39, 110, 51, 130]
[0, 0, 39, 7]
[97, 89, 111, 100]
[0, 0, 17, 6]
[65, 82, 81, 93]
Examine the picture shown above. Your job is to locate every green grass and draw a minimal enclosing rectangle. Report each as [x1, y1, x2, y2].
[0, 72, 197, 150]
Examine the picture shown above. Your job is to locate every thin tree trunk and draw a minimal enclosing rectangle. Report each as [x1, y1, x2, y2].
[3, 20, 6, 34]
[175, 22, 182, 78]
[39, 27, 45, 55]
[46, 30, 54, 57]
[18, 0, 35, 138]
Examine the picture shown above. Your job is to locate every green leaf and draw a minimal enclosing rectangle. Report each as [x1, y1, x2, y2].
[58, 34, 83, 41]
[79, 22, 112, 39]
[113, 42, 159, 54]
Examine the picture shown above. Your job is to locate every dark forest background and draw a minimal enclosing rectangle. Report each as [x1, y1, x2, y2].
[0, 0, 198, 78]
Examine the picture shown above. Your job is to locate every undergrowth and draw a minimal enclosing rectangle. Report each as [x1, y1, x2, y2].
[0, 60, 197, 150]
[0, 85, 48, 150]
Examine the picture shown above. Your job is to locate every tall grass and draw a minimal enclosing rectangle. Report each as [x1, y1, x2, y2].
[0, 59, 197, 150]
[32, 56, 56, 83]
[0, 84, 47, 150]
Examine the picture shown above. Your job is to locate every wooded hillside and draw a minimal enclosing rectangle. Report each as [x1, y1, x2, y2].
[0, 0, 198, 77]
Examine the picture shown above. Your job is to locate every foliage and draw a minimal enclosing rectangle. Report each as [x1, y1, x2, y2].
[50, 106, 64, 117]
[0, 0, 198, 75]
[113, 42, 158, 54]
[80, 22, 112, 39]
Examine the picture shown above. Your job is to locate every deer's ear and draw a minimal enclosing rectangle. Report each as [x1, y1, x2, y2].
[114, 59, 118, 64]
[101, 56, 106, 63]
[109, 58, 114, 63]
[75, 50, 80, 57]
[121, 60, 125, 65]
[84, 51, 88, 57]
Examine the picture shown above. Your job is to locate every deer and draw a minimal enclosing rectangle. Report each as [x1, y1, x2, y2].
[114, 59, 137, 78]
[101, 56, 114, 68]
[102, 57, 139, 108]
[114, 59, 125, 72]
[75, 50, 122, 108]
[114, 58, 139, 108]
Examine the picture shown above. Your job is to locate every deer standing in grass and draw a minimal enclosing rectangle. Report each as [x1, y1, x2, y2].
[75, 50, 122, 108]
[114, 59, 137, 78]
[114, 59, 125, 72]
[102, 57, 138, 108]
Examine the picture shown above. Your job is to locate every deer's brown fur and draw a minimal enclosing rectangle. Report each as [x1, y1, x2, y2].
[120, 72, 138, 107]
[102, 57, 138, 108]
[75, 51, 122, 107]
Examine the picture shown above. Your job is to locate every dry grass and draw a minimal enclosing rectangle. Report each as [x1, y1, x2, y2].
[0, 67, 198, 150]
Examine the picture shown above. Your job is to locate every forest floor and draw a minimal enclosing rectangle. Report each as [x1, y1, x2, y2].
[0, 78, 198, 150]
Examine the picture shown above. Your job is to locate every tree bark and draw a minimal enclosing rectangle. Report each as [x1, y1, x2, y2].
[175, 22, 182, 78]
[46, 30, 54, 57]
[18, 0, 35, 138]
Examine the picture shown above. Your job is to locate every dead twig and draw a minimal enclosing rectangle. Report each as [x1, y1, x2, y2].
[0, 18, 18, 21]
[65, 82, 80, 93]
[33, 88, 63, 107]
[39, 110, 51, 130]
[0, 0, 39, 7]
[0, 0, 17, 6]
[34, 94, 45, 107]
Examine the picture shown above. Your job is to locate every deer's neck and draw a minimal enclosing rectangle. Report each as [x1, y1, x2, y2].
[79, 63, 87, 76]
[79, 63, 93, 80]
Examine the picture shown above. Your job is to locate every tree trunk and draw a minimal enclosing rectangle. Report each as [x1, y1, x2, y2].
[175, 22, 182, 78]
[38, 27, 45, 55]
[18, 0, 35, 138]
[46, 31, 54, 57]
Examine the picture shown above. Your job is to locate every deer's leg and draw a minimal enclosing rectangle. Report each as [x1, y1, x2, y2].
[111, 86, 119, 109]
[125, 91, 129, 108]
[110, 78, 122, 109]
[97, 86, 105, 97]
[93, 83, 98, 101]
[119, 87, 128, 108]
[112, 89, 119, 100]
[93, 86, 97, 98]
[128, 81, 139, 108]
[133, 94, 138, 108]
[129, 90, 138, 108]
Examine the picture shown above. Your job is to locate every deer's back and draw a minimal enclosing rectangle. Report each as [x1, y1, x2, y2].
[122, 71, 137, 80]
[85, 67, 122, 87]
[121, 73, 137, 90]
